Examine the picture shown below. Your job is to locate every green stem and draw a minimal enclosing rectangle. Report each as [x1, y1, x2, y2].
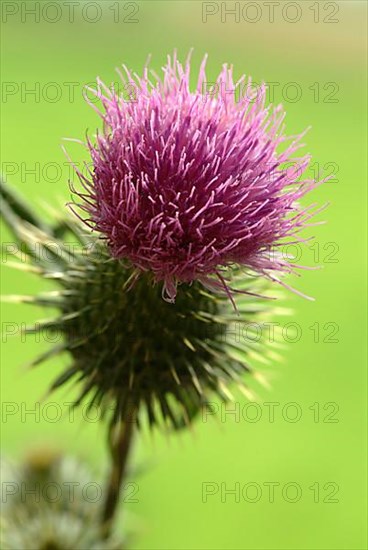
[101, 417, 135, 538]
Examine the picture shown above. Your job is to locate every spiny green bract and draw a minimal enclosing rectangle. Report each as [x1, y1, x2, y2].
[1, 180, 282, 430]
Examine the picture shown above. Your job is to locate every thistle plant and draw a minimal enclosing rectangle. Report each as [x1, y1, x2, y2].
[1, 53, 326, 545]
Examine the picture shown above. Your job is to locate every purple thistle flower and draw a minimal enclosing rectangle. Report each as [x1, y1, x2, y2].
[71, 53, 325, 302]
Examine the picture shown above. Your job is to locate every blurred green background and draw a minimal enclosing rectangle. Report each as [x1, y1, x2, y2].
[1, 1, 367, 548]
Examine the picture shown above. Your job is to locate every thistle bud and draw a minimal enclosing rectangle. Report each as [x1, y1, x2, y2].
[0, 450, 123, 549]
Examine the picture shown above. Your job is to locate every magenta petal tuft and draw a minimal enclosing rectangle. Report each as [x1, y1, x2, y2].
[71, 53, 327, 301]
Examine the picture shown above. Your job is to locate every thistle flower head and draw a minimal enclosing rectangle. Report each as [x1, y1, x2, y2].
[72, 52, 323, 301]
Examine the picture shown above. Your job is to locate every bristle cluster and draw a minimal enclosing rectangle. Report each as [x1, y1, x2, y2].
[71, 52, 326, 301]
